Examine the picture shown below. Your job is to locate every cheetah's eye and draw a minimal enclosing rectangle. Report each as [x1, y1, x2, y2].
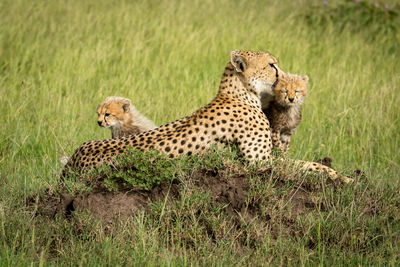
[105, 113, 110, 117]
[295, 90, 299, 93]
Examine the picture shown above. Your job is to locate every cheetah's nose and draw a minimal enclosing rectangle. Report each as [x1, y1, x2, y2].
[288, 97, 294, 102]
[97, 121, 102, 126]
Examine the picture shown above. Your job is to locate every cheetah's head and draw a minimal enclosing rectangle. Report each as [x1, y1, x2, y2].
[230, 50, 284, 99]
[274, 73, 308, 106]
[96, 96, 132, 128]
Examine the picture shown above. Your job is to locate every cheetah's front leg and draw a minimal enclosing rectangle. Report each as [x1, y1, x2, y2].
[271, 130, 286, 153]
[275, 158, 353, 183]
[294, 159, 353, 184]
[280, 133, 291, 153]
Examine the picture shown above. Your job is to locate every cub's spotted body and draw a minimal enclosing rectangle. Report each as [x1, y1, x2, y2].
[62, 51, 351, 183]
[264, 73, 308, 152]
[97, 96, 156, 138]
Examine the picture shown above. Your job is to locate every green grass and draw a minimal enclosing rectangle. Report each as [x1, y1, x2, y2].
[0, 0, 399, 265]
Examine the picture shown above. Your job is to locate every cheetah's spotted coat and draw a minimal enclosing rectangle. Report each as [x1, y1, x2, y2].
[62, 51, 351, 183]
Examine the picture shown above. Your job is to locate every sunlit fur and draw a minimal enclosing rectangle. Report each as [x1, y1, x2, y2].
[97, 96, 157, 139]
[274, 73, 308, 107]
[263, 73, 308, 152]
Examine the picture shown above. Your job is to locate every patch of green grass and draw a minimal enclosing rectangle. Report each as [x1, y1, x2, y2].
[303, 0, 400, 39]
[63, 145, 242, 192]
[1, 0, 399, 265]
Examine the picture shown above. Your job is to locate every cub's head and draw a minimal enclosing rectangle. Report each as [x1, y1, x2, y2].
[96, 96, 131, 128]
[230, 50, 285, 97]
[274, 73, 308, 106]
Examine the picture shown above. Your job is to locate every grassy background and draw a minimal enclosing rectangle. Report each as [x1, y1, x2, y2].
[0, 0, 399, 265]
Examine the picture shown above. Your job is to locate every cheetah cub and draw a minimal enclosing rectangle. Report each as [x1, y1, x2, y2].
[97, 96, 157, 138]
[263, 73, 308, 152]
[60, 96, 157, 167]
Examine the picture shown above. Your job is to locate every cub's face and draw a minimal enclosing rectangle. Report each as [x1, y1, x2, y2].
[96, 98, 130, 128]
[274, 74, 308, 106]
[230, 50, 285, 97]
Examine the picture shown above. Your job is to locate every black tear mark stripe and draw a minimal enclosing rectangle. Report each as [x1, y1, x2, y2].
[270, 64, 279, 89]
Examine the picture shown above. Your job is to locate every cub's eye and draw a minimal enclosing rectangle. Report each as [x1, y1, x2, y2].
[295, 90, 299, 93]
[269, 63, 274, 67]
[105, 113, 110, 117]
[285, 89, 288, 94]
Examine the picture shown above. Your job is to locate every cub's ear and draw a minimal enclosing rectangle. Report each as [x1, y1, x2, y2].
[230, 50, 247, 73]
[121, 99, 131, 112]
[302, 75, 309, 83]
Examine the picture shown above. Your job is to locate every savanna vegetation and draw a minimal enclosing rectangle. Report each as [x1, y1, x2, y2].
[0, 0, 399, 265]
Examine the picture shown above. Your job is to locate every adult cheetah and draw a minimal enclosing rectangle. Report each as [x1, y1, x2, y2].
[62, 50, 351, 183]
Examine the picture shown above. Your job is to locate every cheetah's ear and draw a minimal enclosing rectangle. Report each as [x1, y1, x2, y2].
[230, 50, 247, 73]
[302, 75, 309, 83]
[121, 99, 131, 112]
